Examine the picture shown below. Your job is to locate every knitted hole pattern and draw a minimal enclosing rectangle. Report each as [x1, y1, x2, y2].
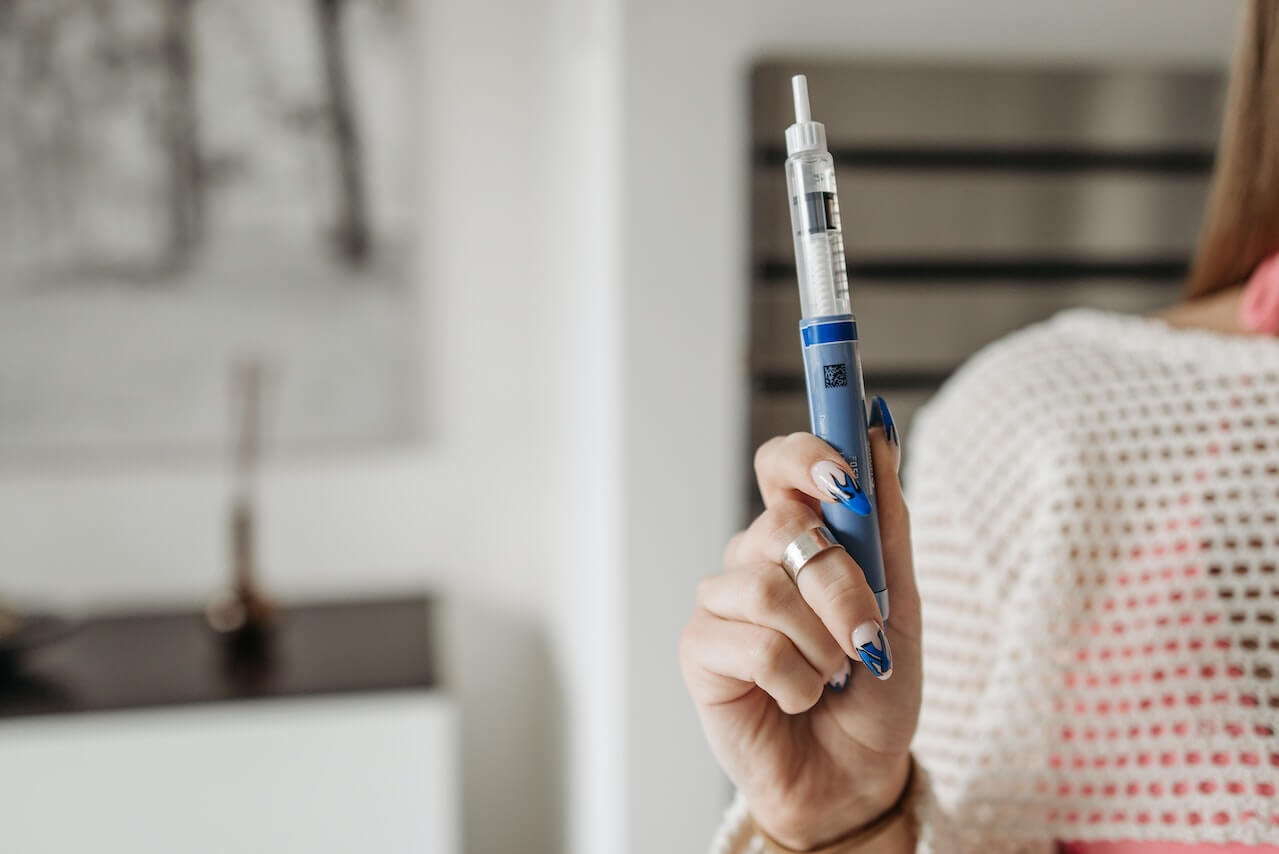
[906, 309, 1279, 849]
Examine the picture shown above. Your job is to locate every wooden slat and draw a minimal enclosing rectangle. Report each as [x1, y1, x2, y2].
[751, 62, 1223, 148]
[754, 146, 1214, 174]
[757, 257, 1190, 283]
[750, 280, 1178, 375]
[752, 169, 1209, 259]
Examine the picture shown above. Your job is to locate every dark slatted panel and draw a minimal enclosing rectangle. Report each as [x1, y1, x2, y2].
[747, 61, 1223, 516]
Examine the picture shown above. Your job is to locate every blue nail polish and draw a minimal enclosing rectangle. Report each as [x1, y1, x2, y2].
[869, 395, 898, 448]
[853, 623, 893, 680]
[828, 469, 871, 517]
[827, 658, 852, 692]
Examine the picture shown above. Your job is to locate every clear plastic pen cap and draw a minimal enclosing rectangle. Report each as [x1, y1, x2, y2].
[785, 75, 851, 318]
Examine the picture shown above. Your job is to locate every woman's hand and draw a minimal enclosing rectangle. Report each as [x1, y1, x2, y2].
[680, 401, 922, 849]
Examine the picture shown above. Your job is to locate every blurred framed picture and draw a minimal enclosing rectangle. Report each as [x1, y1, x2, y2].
[0, 0, 417, 459]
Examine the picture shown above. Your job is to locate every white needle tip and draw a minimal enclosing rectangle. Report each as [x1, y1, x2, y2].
[791, 74, 811, 124]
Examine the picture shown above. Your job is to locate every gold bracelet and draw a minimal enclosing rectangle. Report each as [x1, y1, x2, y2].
[751, 758, 917, 854]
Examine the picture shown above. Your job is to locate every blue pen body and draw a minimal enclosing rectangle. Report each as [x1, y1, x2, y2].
[785, 75, 889, 621]
[799, 315, 888, 621]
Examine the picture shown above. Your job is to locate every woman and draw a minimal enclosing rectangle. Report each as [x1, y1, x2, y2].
[681, 3, 1279, 852]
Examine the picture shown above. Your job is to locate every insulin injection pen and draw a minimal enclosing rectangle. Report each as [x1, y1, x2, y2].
[785, 74, 889, 621]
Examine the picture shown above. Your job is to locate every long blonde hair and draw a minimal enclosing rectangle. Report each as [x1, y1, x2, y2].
[1187, 0, 1279, 298]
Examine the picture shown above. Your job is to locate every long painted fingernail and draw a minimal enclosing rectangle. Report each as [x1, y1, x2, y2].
[868, 396, 898, 449]
[827, 658, 852, 692]
[811, 460, 871, 516]
[868, 396, 900, 471]
[853, 622, 892, 680]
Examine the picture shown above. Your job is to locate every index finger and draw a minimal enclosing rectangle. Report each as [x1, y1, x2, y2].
[754, 431, 867, 514]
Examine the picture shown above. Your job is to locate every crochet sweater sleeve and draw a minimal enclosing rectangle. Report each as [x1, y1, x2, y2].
[709, 310, 1279, 853]
[907, 310, 1278, 849]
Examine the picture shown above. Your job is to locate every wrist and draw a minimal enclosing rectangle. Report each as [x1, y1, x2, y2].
[755, 753, 913, 851]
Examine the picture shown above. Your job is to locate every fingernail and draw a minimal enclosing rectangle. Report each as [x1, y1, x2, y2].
[868, 396, 899, 450]
[827, 658, 852, 692]
[811, 460, 872, 516]
[852, 622, 892, 680]
[868, 396, 900, 472]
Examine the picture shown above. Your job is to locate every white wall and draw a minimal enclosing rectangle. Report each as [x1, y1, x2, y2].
[0, 1, 623, 852]
[0, 1, 1243, 853]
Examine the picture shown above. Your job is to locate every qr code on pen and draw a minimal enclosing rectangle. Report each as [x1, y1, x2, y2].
[823, 363, 848, 388]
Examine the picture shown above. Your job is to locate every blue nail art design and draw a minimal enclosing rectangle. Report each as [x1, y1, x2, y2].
[827, 665, 850, 693]
[869, 395, 898, 448]
[856, 628, 892, 677]
[829, 470, 872, 516]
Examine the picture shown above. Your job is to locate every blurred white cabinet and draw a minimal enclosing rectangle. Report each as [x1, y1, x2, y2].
[0, 691, 457, 853]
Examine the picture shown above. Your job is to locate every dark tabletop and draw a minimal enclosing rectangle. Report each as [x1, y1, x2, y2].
[0, 596, 436, 719]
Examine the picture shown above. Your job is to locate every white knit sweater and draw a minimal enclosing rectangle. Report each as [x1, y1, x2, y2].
[716, 309, 1279, 852]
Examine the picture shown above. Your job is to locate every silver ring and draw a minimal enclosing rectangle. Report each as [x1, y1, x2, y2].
[780, 525, 840, 582]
